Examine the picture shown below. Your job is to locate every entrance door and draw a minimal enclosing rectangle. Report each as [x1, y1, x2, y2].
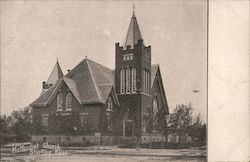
[125, 120, 134, 137]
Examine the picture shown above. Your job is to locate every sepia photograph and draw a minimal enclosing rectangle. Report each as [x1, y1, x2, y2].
[1, 0, 208, 161]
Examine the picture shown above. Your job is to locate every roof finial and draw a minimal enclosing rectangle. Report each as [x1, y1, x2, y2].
[56, 57, 58, 63]
[85, 55, 87, 59]
[132, 0, 135, 17]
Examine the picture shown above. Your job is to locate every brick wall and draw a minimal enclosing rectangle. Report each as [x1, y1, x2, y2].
[32, 82, 121, 136]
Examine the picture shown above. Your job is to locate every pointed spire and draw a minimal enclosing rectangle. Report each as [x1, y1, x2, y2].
[46, 59, 64, 85]
[123, 6, 143, 50]
[132, 2, 135, 17]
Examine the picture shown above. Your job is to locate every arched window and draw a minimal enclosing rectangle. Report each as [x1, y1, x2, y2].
[120, 69, 125, 94]
[152, 97, 159, 129]
[126, 68, 131, 94]
[106, 96, 113, 112]
[152, 97, 158, 116]
[132, 68, 136, 93]
[57, 93, 63, 111]
[66, 92, 72, 111]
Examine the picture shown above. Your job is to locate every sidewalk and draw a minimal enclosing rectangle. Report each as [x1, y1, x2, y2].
[1, 145, 206, 162]
[64, 146, 206, 158]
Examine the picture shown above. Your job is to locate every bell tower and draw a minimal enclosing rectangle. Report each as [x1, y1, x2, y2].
[115, 11, 151, 137]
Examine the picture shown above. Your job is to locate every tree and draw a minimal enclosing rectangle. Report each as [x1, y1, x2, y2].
[193, 113, 203, 128]
[165, 104, 207, 145]
[191, 113, 207, 143]
[157, 107, 167, 131]
[166, 103, 193, 129]
[0, 114, 12, 134]
[0, 106, 32, 143]
[11, 106, 32, 137]
[143, 105, 167, 133]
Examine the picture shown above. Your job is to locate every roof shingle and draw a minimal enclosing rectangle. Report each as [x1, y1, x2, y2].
[31, 58, 159, 107]
[151, 64, 159, 87]
[46, 61, 63, 85]
[123, 13, 143, 49]
[31, 79, 62, 107]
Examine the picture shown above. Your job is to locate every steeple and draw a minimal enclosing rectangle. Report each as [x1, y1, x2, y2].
[123, 10, 143, 50]
[115, 7, 151, 137]
[46, 59, 64, 85]
[132, 2, 135, 17]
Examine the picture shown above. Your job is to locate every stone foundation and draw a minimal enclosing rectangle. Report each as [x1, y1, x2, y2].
[32, 134, 166, 146]
[31, 135, 121, 146]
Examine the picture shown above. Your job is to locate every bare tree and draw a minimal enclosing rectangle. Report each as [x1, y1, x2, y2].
[166, 103, 193, 129]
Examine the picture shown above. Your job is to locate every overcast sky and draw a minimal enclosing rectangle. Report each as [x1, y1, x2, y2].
[1, 0, 207, 121]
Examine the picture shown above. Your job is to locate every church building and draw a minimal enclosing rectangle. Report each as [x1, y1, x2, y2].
[30, 11, 169, 145]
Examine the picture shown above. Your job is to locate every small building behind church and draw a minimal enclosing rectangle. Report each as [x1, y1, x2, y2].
[30, 12, 169, 146]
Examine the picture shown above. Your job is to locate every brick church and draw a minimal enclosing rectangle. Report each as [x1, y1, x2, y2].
[30, 11, 169, 145]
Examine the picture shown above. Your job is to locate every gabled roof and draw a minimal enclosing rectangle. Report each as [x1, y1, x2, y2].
[63, 77, 81, 104]
[46, 61, 64, 85]
[31, 79, 62, 107]
[31, 57, 165, 108]
[151, 64, 169, 114]
[65, 59, 104, 104]
[151, 64, 159, 87]
[31, 59, 116, 107]
[87, 59, 115, 85]
[123, 12, 143, 49]
[98, 85, 119, 106]
[98, 84, 113, 103]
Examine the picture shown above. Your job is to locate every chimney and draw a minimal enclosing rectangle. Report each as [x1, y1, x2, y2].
[42, 81, 46, 88]
[42, 81, 47, 91]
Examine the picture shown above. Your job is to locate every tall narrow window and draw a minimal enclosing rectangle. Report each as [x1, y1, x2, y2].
[57, 93, 63, 111]
[145, 71, 149, 94]
[147, 71, 149, 94]
[80, 113, 88, 129]
[152, 97, 159, 130]
[41, 114, 49, 127]
[142, 70, 144, 93]
[143, 69, 146, 93]
[132, 68, 136, 93]
[143, 70, 150, 94]
[66, 92, 72, 111]
[126, 68, 131, 94]
[145, 70, 148, 94]
[106, 113, 112, 130]
[106, 96, 113, 112]
[147, 71, 150, 94]
[120, 69, 125, 94]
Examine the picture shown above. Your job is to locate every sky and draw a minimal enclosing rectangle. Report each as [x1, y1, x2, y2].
[1, 0, 207, 122]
